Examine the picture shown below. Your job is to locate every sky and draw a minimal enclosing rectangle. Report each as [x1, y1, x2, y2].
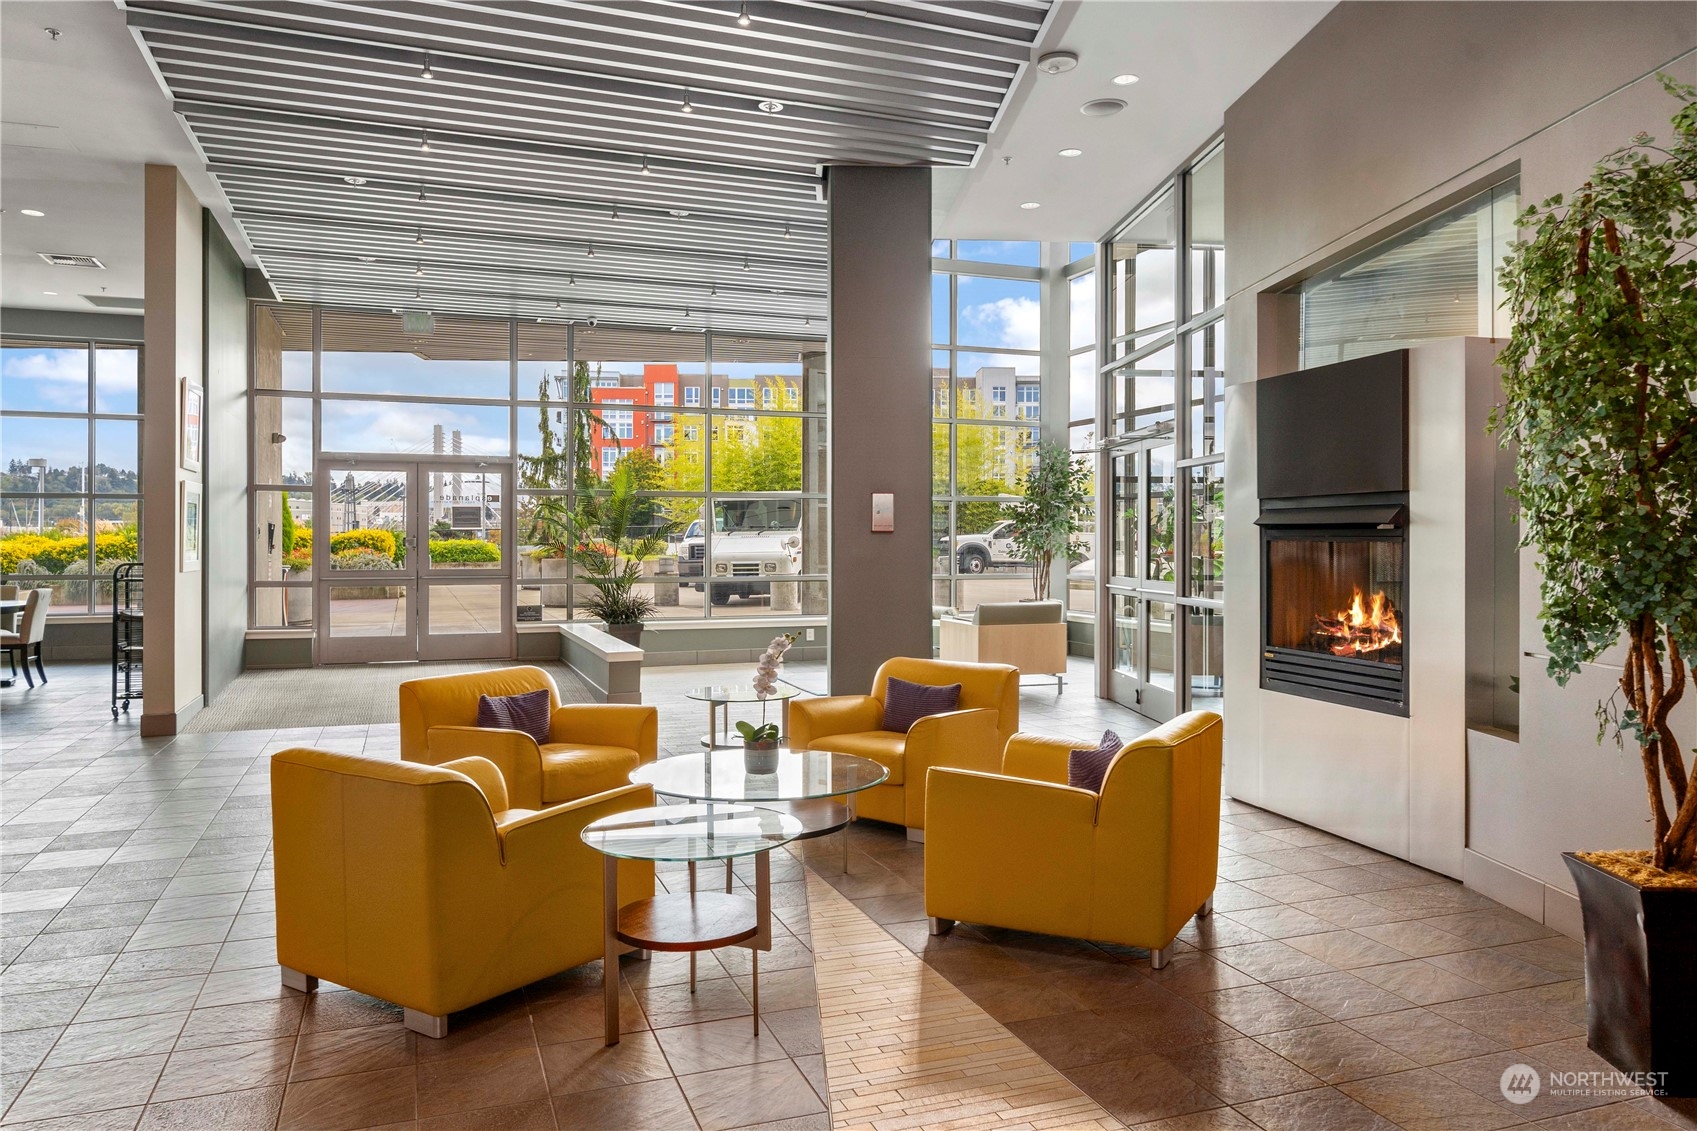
[1, 346, 141, 476]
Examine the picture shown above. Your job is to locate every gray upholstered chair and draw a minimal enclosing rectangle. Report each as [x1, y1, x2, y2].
[939, 599, 1067, 687]
[1, 588, 51, 687]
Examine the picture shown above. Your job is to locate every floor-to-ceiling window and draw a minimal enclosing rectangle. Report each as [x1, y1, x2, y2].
[249, 306, 825, 641]
[0, 337, 143, 614]
[1065, 244, 1098, 620]
[1099, 141, 1225, 719]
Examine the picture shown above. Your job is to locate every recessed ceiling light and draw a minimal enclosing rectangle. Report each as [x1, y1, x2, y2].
[1080, 98, 1126, 117]
[1058, 148, 1083, 158]
[1020, 201, 1041, 210]
[1111, 73, 1140, 85]
[343, 176, 367, 185]
[42, 290, 57, 296]
[19, 208, 45, 217]
[757, 99, 784, 114]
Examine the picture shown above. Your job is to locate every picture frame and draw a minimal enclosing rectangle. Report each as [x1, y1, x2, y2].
[181, 481, 203, 572]
[180, 378, 204, 472]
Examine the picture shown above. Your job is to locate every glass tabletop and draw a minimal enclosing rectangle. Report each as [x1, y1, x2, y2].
[632, 749, 889, 803]
[581, 803, 802, 863]
[684, 684, 802, 704]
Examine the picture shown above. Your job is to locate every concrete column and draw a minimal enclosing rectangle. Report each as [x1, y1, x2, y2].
[826, 166, 932, 693]
[141, 165, 206, 735]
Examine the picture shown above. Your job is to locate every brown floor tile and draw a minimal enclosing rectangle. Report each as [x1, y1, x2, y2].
[1210, 940, 1338, 982]
[1220, 906, 1336, 940]
[1423, 910, 1557, 947]
[1354, 920, 1482, 958]
[731, 966, 815, 1014]
[1235, 1084, 1399, 1130]
[1060, 1053, 1224, 1125]
[2, 1106, 144, 1131]
[1338, 1067, 1524, 1131]
[540, 1031, 674, 1095]
[39, 1012, 187, 1068]
[632, 977, 750, 1030]
[1344, 1008, 1508, 1066]
[530, 986, 644, 1047]
[1427, 997, 1585, 1047]
[1160, 1038, 1324, 1104]
[1424, 948, 1568, 992]
[652, 1017, 789, 1077]
[152, 1036, 295, 1101]
[1267, 972, 1414, 1021]
[136, 1085, 284, 1131]
[417, 1098, 557, 1130]
[299, 990, 406, 1035]
[293, 1023, 418, 1082]
[1191, 985, 1330, 1036]
[278, 1065, 418, 1131]
[1352, 960, 1495, 1006]
[196, 966, 293, 1009]
[1143, 951, 1262, 996]
[412, 1005, 535, 1063]
[958, 972, 1093, 1024]
[3, 1053, 167, 1124]
[548, 1078, 698, 1130]
[416, 1047, 549, 1119]
[175, 995, 305, 1050]
[1531, 1102, 1690, 1130]
[756, 1008, 820, 1058]
[676, 1059, 824, 1131]
[1253, 1022, 1419, 1084]
[1282, 931, 1415, 970]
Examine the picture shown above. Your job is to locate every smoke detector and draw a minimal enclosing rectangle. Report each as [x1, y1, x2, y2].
[1036, 51, 1078, 75]
[38, 253, 105, 269]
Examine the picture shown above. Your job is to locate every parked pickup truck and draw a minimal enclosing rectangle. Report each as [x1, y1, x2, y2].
[938, 519, 1025, 574]
[678, 500, 803, 604]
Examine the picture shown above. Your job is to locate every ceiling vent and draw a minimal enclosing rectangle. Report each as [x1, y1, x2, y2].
[38, 253, 106, 269]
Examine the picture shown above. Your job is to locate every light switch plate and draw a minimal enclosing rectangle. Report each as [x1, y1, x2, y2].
[871, 492, 894, 532]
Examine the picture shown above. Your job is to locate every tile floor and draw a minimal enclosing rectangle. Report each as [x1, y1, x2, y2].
[3, 660, 1694, 1131]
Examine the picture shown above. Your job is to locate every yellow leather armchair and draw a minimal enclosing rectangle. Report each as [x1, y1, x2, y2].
[788, 657, 1018, 837]
[398, 665, 658, 805]
[271, 747, 655, 1037]
[924, 711, 1222, 967]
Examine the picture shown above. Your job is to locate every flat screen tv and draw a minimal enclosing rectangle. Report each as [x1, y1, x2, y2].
[1257, 350, 1408, 500]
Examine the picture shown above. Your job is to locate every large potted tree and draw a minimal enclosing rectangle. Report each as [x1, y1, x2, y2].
[1005, 441, 1092, 600]
[1494, 75, 1696, 1094]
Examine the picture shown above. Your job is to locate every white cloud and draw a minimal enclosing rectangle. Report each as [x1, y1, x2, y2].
[959, 297, 1040, 351]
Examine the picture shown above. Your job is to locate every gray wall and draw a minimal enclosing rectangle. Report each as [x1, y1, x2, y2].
[1222, 1, 1697, 921]
[0, 308, 144, 342]
[203, 215, 248, 702]
[825, 166, 933, 693]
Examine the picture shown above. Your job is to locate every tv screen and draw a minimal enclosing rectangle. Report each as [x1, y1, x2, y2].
[1257, 350, 1407, 499]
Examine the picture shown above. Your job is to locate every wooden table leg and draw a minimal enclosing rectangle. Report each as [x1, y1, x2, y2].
[603, 855, 620, 1046]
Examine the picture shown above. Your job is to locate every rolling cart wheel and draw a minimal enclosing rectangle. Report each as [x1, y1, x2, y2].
[112, 706, 119, 718]
[121, 701, 130, 713]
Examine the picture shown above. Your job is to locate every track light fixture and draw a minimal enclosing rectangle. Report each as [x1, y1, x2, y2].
[639, 154, 652, 176]
[568, 273, 576, 285]
[782, 221, 792, 239]
[414, 285, 422, 299]
[415, 228, 425, 246]
[586, 242, 596, 257]
[420, 128, 431, 153]
[420, 52, 434, 80]
[681, 89, 695, 114]
[742, 256, 751, 270]
[612, 204, 621, 221]
[709, 284, 717, 297]
[414, 262, 425, 277]
[684, 306, 691, 318]
[418, 184, 427, 203]
[555, 299, 563, 310]
[737, 2, 752, 26]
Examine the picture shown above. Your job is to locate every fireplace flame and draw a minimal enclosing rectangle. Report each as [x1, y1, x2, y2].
[1313, 589, 1402, 657]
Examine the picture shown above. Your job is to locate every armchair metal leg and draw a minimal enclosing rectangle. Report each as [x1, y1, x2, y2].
[906, 827, 926, 843]
[280, 966, 318, 993]
[929, 917, 954, 937]
[1198, 897, 1213, 918]
[404, 1009, 449, 1039]
[1151, 946, 1172, 971]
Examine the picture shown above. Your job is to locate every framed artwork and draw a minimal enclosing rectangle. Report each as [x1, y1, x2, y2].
[181, 481, 203, 572]
[180, 378, 204, 472]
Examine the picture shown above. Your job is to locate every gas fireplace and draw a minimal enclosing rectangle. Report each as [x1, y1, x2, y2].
[1261, 528, 1407, 714]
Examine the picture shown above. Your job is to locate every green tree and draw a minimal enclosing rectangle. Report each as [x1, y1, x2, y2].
[1492, 76, 1697, 872]
[280, 492, 297, 555]
[1006, 443, 1092, 599]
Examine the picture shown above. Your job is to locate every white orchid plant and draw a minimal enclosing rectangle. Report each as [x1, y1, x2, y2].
[735, 633, 797, 745]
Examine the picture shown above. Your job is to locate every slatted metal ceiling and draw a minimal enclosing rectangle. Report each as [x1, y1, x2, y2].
[125, 0, 1049, 336]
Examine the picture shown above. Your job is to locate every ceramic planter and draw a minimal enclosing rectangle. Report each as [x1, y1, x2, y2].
[605, 622, 643, 648]
[743, 740, 780, 774]
[1563, 852, 1696, 1096]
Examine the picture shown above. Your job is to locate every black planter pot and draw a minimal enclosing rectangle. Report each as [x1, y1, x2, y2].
[605, 622, 643, 648]
[1563, 852, 1697, 1097]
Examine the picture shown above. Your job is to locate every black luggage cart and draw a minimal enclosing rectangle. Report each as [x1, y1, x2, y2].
[112, 562, 143, 717]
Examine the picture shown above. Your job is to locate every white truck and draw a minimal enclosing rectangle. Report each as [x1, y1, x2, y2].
[940, 519, 1025, 574]
[678, 500, 803, 604]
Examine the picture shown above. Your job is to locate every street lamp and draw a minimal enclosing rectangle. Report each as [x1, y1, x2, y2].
[26, 459, 47, 533]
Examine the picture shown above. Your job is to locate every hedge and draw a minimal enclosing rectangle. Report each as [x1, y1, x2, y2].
[0, 528, 139, 574]
[329, 528, 398, 560]
[428, 539, 500, 564]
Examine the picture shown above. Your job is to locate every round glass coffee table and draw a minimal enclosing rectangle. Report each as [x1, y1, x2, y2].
[582, 802, 802, 1046]
[632, 748, 888, 873]
[684, 684, 802, 749]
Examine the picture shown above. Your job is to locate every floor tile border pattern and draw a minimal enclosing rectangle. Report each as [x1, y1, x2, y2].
[806, 874, 1125, 1131]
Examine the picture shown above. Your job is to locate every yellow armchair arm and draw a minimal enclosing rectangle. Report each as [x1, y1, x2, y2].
[788, 695, 882, 749]
[1002, 732, 1090, 786]
[427, 726, 544, 810]
[924, 767, 1097, 934]
[437, 756, 510, 813]
[549, 705, 658, 764]
[900, 707, 1002, 828]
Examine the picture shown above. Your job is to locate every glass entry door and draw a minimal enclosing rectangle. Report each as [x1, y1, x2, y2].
[314, 459, 512, 664]
[1103, 438, 1178, 720]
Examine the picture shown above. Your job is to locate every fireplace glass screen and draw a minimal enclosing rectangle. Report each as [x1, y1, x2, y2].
[1266, 537, 1404, 666]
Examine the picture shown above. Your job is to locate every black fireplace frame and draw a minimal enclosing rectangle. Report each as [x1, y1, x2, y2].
[1259, 521, 1409, 717]
[1257, 349, 1411, 716]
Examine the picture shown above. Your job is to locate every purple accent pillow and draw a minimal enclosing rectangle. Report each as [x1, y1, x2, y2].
[881, 677, 962, 734]
[1068, 729, 1123, 793]
[476, 688, 552, 745]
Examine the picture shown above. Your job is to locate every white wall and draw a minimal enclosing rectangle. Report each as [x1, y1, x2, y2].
[1222, 2, 1697, 931]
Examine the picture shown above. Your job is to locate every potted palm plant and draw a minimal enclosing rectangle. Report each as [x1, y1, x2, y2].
[534, 461, 680, 647]
[1493, 75, 1696, 1094]
[1005, 441, 1092, 600]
